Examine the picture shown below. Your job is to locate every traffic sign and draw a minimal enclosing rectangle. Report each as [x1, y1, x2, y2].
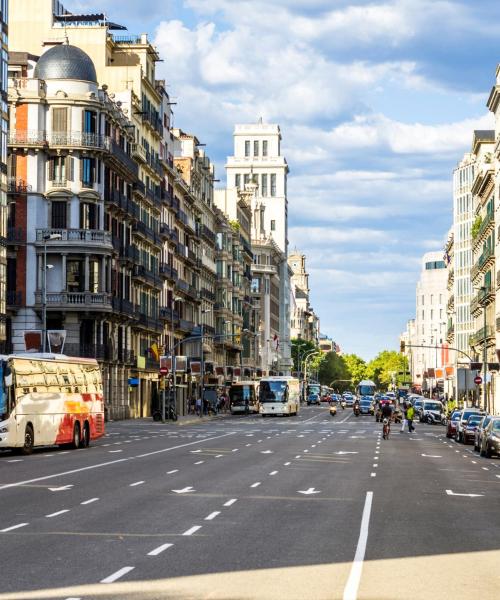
[159, 367, 169, 376]
[474, 375, 482, 385]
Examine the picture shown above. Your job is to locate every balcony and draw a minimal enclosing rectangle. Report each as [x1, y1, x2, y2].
[470, 325, 495, 347]
[133, 180, 146, 197]
[112, 297, 137, 318]
[474, 245, 494, 273]
[34, 291, 113, 311]
[132, 264, 162, 288]
[177, 319, 195, 333]
[135, 311, 163, 333]
[6, 227, 25, 245]
[9, 129, 47, 147]
[132, 144, 147, 164]
[470, 286, 494, 315]
[104, 138, 138, 178]
[475, 210, 494, 244]
[35, 229, 113, 250]
[447, 294, 454, 311]
[160, 223, 170, 239]
[48, 132, 105, 150]
[201, 288, 216, 302]
[160, 307, 179, 322]
[201, 224, 216, 244]
[7, 291, 22, 310]
[119, 245, 140, 264]
[7, 178, 32, 194]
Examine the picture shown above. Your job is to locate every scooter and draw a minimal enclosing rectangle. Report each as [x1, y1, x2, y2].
[341, 400, 346, 410]
[353, 406, 360, 417]
[152, 406, 178, 422]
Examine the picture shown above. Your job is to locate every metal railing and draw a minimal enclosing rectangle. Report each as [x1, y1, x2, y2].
[35, 291, 113, 308]
[36, 228, 113, 246]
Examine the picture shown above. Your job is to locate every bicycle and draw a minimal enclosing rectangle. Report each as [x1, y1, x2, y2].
[382, 417, 391, 439]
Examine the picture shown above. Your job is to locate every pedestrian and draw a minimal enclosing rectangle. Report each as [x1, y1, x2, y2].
[400, 401, 407, 433]
[407, 404, 415, 433]
[195, 396, 201, 416]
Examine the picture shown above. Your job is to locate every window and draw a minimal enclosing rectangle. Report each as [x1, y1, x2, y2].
[270, 220, 276, 231]
[52, 107, 68, 140]
[253, 140, 259, 156]
[261, 174, 268, 196]
[263, 140, 268, 156]
[67, 260, 84, 292]
[244, 174, 250, 186]
[245, 140, 250, 157]
[48, 156, 67, 184]
[81, 157, 95, 187]
[235, 174, 241, 189]
[83, 110, 97, 134]
[80, 202, 99, 230]
[271, 173, 276, 196]
[51, 201, 67, 229]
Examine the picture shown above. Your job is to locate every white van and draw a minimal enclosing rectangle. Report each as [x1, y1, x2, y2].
[259, 376, 300, 417]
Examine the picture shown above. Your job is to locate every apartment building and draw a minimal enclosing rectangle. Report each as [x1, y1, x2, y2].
[0, 0, 7, 351]
[288, 249, 320, 344]
[225, 121, 292, 373]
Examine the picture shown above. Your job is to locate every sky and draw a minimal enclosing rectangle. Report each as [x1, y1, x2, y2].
[68, 0, 500, 359]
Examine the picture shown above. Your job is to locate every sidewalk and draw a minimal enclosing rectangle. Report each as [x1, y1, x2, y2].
[155, 412, 231, 426]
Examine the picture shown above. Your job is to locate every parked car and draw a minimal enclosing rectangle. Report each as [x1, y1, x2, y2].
[413, 398, 425, 417]
[456, 408, 483, 443]
[307, 393, 320, 406]
[474, 415, 493, 452]
[446, 410, 461, 438]
[463, 414, 484, 445]
[480, 417, 500, 458]
[420, 400, 445, 424]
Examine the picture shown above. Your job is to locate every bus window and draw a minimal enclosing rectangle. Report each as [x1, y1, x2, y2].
[260, 381, 288, 403]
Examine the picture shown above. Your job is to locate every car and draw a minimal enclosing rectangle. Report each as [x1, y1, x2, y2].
[386, 392, 396, 402]
[420, 400, 444, 424]
[480, 417, 500, 457]
[329, 404, 337, 417]
[462, 414, 483, 445]
[359, 398, 374, 415]
[307, 393, 320, 406]
[456, 408, 483, 443]
[474, 415, 493, 452]
[413, 398, 425, 417]
[343, 395, 355, 407]
[446, 410, 461, 438]
[321, 394, 331, 403]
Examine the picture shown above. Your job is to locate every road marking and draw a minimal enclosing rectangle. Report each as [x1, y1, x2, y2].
[269, 470, 278, 476]
[335, 451, 358, 455]
[101, 566, 135, 583]
[232, 449, 239, 452]
[81, 497, 99, 505]
[372, 464, 378, 468]
[224, 498, 237, 506]
[471, 461, 477, 464]
[284, 462, 291, 466]
[371, 473, 376, 477]
[194, 461, 204, 465]
[251, 482, 261, 488]
[205, 511, 221, 521]
[172, 486, 195, 494]
[245, 444, 252, 447]
[261, 450, 273, 454]
[7, 459, 23, 463]
[421, 454, 442, 458]
[183, 525, 202, 536]
[343, 491, 373, 600]
[446, 489, 484, 497]
[167, 470, 179, 474]
[46, 509, 70, 518]
[0, 522, 28, 532]
[190, 450, 202, 453]
[0, 433, 234, 493]
[130, 481, 144, 487]
[148, 543, 173, 556]
[108, 449, 123, 453]
[482, 467, 489, 471]
[48, 484, 74, 492]
[295, 455, 301, 459]
[298, 487, 321, 495]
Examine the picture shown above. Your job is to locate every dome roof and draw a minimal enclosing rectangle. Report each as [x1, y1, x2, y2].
[34, 44, 97, 83]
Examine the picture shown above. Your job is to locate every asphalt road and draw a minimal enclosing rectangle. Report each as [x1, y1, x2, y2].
[1, 405, 500, 600]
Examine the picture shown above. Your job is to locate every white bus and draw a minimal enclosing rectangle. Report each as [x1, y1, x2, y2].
[259, 376, 300, 417]
[0, 354, 105, 454]
[229, 381, 259, 414]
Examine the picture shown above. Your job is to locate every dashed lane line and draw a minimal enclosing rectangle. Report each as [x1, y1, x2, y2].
[0, 522, 28, 532]
[167, 470, 179, 474]
[250, 482, 261, 488]
[81, 498, 99, 505]
[129, 481, 144, 487]
[224, 499, 237, 506]
[46, 509, 70, 518]
[101, 566, 135, 584]
[148, 543, 173, 556]
[205, 511, 221, 521]
[182, 525, 202, 536]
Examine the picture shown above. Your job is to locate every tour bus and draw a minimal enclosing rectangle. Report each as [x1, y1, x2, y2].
[229, 381, 259, 414]
[259, 376, 300, 417]
[356, 379, 377, 400]
[0, 354, 105, 454]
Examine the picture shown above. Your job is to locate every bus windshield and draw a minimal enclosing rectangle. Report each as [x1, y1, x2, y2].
[308, 384, 320, 395]
[260, 381, 288, 403]
[358, 385, 375, 396]
[230, 386, 255, 405]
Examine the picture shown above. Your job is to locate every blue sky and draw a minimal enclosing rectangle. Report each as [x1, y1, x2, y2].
[68, 0, 500, 359]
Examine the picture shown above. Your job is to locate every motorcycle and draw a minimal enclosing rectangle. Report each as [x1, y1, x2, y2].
[353, 406, 360, 417]
[341, 400, 346, 410]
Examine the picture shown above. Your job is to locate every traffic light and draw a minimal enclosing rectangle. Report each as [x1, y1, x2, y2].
[400, 341, 405, 353]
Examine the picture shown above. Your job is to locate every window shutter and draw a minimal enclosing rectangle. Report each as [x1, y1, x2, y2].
[52, 107, 68, 134]
[48, 157, 54, 181]
[66, 156, 74, 181]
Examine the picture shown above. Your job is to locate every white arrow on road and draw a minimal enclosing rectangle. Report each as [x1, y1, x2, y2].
[446, 489, 483, 498]
[421, 454, 442, 458]
[298, 488, 321, 495]
[172, 487, 195, 494]
[334, 451, 358, 455]
[48, 485, 74, 492]
[260, 450, 273, 454]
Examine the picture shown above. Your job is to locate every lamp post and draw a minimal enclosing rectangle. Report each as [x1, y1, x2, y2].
[473, 286, 487, 411]
[199, 307, 212, 417]
[303, 350, 321, 399]
[42, 233, 62, 352]
[166, 295, 183, 422]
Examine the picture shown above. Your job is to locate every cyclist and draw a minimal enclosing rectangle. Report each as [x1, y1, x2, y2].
[381, 401, 393, 439]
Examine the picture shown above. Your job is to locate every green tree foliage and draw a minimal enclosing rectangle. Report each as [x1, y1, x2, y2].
[291, 338, 317, 373]
[365, 350, 409, 388]
[343, 353, 367, 385]
[318, 352, 350, 391]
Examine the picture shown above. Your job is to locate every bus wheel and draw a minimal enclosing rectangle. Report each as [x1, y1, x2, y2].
[82, 422, 90, 448]
[21, 424, 34, 455]
[72, 422, 81, 449]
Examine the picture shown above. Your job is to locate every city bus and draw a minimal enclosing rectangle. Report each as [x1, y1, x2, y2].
[356, 379, 377, 400]
[0, 354, 105, 454]
[259, 376, 300, 416]
[229, 381, 259, 414]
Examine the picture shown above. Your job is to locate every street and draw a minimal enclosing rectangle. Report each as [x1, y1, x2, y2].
[1, 406, 500, 600]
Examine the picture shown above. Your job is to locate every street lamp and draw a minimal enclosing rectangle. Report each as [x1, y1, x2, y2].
[42, 233, 62, 352]
[199, 307, 212, 417]
[167, 295, 183, 422]
[473, 285, 488, 411]
[303, 350, 321, 399]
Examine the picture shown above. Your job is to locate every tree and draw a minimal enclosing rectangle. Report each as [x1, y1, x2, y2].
[343, 354, 367, 385]
[365, 350, 409, 389]
[318, 352, 350, 391]
[291, 338, 317, 373]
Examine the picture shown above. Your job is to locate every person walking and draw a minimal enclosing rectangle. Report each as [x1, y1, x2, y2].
[407, 404, 415, 433]
[400, 401, 408, 433]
